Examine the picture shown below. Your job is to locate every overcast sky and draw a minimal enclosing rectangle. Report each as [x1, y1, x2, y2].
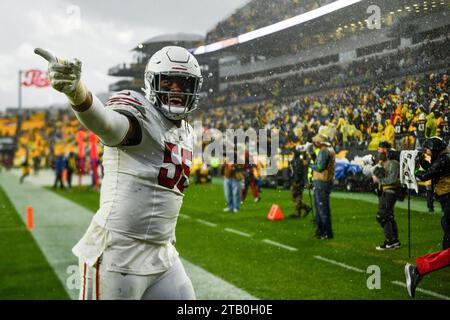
[0, 0, 249, 110]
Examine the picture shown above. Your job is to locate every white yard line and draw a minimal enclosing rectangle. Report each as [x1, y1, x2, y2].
[262, 239, 298, 251]
[179, 214, 191, 219]
[195, 219, 217, 227]
[314, 255, 365, 273]
[391, 281, 450, 300]
[225, 228, 252, 238]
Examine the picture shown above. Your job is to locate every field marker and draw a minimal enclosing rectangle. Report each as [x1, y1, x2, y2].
[196, 219, 217, 227]
[391, 281, 450, 300]
[26, 205, 34, 231]
[179, 214, 191, 219]
[262, 239, 298, 251]
[314, 255, 365, 273]
[225, 228, 251, 238]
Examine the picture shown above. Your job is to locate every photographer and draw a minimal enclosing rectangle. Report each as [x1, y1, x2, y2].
[404, 136, 450, 298]
[310, 134, 335, 240]
[372, 141, 401, 251]
[289, 148, 311, 218]
[415, 136, 450, 249]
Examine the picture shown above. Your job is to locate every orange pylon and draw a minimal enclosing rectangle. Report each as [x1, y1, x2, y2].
[26, 205, 34, 230]
[267, 204, 284, 221]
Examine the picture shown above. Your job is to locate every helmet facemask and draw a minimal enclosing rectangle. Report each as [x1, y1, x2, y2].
[144, 71, 202, 121]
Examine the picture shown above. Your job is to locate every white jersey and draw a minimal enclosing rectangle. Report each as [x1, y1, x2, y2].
[73, 90, 194, 274]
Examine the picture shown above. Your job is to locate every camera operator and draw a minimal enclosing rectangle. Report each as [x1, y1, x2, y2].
[415, 136, 450, 249]
[404, 136, 450, 298]
[289, 147, 311, 219]
[310, 134, 335, 240]
[372, 141, 401, 251]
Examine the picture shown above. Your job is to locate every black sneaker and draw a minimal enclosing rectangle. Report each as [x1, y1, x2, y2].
[376, 240, 401, 251]
[405, 263, 422, 298]
[289, 213, 301, 219]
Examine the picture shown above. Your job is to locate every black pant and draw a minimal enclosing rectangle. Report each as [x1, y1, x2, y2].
[292, 181, 310, 215]
[438, 193, 450, 249]
[53, 172, 64, 189]
[377, 191, 399, 242]
[67, 170, 73, 189]
[426, 188, 434, 211]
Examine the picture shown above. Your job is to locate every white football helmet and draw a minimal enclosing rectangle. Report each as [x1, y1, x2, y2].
[143, 46, 203, 121]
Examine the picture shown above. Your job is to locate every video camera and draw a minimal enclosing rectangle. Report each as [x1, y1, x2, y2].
[387, 149, 400, 162]
[294, 142, 315, 161]
[372, 165, 385, 179]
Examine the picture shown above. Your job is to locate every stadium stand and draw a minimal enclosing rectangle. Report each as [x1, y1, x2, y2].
[1, 0, 449, 188]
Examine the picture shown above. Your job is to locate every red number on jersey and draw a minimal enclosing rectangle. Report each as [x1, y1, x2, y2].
[157, 142, 192, 193]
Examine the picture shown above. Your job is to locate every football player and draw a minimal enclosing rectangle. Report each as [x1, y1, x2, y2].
[35, 46, 202, 300]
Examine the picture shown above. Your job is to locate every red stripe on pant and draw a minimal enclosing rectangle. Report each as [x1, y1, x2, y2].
[82, 263, 87, 300]
[416, 248, 450, 276]
[95, 260, 100, 300]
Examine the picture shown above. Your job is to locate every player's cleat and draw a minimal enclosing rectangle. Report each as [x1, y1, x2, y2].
[405, 263, 422, 298]
[289, 213, 301, 218]
[254, 197, 261, 203]
[376, 240, 401, 251]
[233, 208, 239, 213]
[223, 207, 231, 212]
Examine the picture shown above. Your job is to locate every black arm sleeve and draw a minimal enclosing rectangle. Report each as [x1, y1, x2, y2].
[417, 154, 450, 182]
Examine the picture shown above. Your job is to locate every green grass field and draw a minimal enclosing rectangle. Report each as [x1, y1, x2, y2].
[0, 186, 68, 299]
[46, 180, 450, 300]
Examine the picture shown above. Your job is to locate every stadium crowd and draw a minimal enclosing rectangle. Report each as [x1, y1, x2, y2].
[1, 68, 448, 178]
[197, 70, 450, 153]
[0, 109, 103, 188]
[205, 0, 333, 44]
[208, 35, 449, 107]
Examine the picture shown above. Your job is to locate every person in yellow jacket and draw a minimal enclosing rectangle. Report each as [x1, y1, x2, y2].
[384, 119, 395, 147]
[426, 112, 437, 138]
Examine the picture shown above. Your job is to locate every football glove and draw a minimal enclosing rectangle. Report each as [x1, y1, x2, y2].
[34, 48, 87, 106]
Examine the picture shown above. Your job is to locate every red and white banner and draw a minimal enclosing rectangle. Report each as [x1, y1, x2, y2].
[21, 69, 50, 88]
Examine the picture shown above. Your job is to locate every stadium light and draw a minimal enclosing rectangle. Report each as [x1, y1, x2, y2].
[193, 0, 362, 55]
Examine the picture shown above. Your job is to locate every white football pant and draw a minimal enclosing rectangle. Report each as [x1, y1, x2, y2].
[78, 257, 195, 300]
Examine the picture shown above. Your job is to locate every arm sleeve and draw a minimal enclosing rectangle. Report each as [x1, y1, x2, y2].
[73, 93, 130, 147]
[416, 155, 450, 182]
